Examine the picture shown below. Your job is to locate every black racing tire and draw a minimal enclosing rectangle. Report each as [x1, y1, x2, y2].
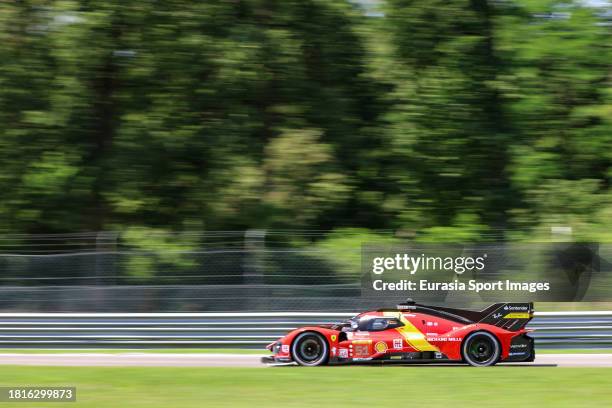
[291, 332, 329, 366]
[462, 331, 500, 367]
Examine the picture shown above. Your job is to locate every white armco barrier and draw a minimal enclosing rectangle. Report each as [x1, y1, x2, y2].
[0, 311, 609, 348]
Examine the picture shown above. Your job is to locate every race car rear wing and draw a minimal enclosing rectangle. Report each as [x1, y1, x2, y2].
[395, 300, 534, 331]
[477, 302, 534, 331]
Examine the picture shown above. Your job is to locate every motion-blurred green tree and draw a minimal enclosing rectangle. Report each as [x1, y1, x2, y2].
[0, 0, 609, 243]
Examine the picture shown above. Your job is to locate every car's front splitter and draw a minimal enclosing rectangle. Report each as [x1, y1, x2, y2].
[261, 356, 295, 366]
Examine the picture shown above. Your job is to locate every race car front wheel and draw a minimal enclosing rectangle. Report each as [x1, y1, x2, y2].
[462, 331, 500, 367]
[291, 332, 329, 366]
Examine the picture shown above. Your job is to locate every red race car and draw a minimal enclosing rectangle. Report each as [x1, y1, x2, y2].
[262, 299, 534, 367]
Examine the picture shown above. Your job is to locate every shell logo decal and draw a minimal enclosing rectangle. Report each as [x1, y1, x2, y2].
[375, 341, 388, 353]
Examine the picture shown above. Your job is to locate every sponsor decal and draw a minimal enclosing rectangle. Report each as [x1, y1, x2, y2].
[493, 313, 502, 319]
[427, 337, 461, 342]
[375, 341, 388, 353]
[434, 352, 444, 359]
[511, 343, 528, 349]
[504, 305, 529, 311]
[393, 338, 403, 349]
[354, 344, 370, 357]
[349, 340, 372, 357]
[347, 332, 369, 339]
[426, 321, 438, 327]
[331, 335, 337, 342]
[390, 355, 403, 360]
[339, 348, 349, 358]
[281, 345, 289, 353]
[504, 312, 530, 319]
[331, 347, 337, 356]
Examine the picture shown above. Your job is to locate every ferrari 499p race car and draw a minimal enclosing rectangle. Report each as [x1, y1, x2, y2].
[262, 300, 534, 367]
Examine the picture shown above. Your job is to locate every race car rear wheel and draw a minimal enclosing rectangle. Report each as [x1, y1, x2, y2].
[462, 331, 500, 367]
[291, 332, 329, 366]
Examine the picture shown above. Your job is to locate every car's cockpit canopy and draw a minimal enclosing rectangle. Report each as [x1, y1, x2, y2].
[339, 315, 404, 332]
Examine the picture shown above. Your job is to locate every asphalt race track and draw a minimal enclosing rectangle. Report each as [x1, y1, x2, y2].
[0, 353, 612, 367]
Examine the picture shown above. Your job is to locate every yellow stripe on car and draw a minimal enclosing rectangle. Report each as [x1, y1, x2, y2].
[503, 313, 530, 319]
[384, 312, 439, 352]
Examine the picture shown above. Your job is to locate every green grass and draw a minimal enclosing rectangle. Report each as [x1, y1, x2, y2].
[0, 366, 610, 407]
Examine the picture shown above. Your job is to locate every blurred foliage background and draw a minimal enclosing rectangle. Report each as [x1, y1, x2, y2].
[0, 0, 610, 243]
